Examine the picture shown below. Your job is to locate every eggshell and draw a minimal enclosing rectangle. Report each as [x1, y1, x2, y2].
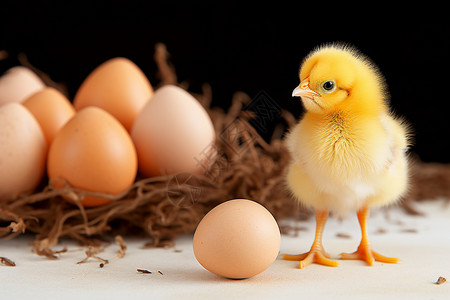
[22, 87, 75, 146]
[193, 199, 280, 279]
[73, 57, 153, 132]
[131, 85, 216, 177]
[0, 103, 47, 201]
[47, 107, 137, 207]
[0, 66, 46, 106]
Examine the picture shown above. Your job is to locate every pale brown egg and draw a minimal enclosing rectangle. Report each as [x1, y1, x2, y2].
[22, 87, 75, 146]
[73, 57, 153, 132]
[0, 66, 46, 106]
[47, 107, 137, 207]
[131, 85, 216, 177]
[193, 199, 281, 279]
[0, 103, 47, 201]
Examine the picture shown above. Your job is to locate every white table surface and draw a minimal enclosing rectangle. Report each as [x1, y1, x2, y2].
[1, 199, 449, 299]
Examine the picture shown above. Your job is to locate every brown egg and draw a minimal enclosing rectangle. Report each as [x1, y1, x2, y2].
[0, 103, 46, 201]
[47, 107, 137, 207]
[0, 66, 46, 106]
[23, 87, 75, 146]
[131, 85, 216, 177]
[73, 57, 153, 132]
[193, 199, 281, 279]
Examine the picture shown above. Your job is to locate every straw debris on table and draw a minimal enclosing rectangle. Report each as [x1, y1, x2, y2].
[77, 245, 109, 266]
[115, 235, 127, 259]
[0, 256, 15, 267]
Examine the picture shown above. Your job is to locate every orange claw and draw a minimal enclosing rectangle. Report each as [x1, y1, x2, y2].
[282, 210, 339, 269]
[282, 249, 338, 269]
[340, 248, 400, 265]
[340, 206, 400, 266]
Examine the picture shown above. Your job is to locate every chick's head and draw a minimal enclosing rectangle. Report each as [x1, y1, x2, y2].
[293, 44, 388, 116]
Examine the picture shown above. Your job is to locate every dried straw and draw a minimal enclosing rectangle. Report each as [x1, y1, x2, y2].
[0, 44, 298, 258]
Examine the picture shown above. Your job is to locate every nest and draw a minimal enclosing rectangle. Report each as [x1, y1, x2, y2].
[1, 44, 449, 259]
[0, 44, 300, 258]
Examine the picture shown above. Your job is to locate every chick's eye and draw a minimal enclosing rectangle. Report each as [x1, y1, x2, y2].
[321, 80, 335, 93]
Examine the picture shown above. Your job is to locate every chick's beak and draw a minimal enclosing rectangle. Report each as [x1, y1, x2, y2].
[292, 77, 320, 101]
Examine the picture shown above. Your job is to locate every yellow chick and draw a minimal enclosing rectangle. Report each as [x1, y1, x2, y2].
[282, 44, 410, 268]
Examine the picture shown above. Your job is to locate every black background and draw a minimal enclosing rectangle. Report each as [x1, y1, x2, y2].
[1, 2, 449, 162]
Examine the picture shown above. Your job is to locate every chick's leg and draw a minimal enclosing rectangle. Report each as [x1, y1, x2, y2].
[282, 210, 339, 269]
[340, 206, 399, 265]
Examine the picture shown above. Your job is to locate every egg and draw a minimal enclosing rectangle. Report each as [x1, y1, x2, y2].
[193, 199, 280, 279]
[73, 57, 153, 132]
[0, 103, 46, 201]
[47, 107, 137, 207]
[22, 87, 75, 146]
[131, 85, 216, 177]
[0, 66, 46, 106]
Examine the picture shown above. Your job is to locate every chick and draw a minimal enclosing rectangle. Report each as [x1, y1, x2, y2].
[282, 44, 410, 268]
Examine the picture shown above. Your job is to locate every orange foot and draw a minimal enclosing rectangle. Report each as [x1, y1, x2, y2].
[340, 244, 399, 266]
[281, 210, 339, 269]
[282, 248, 339, 269]
[340, 206, 400, 266]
